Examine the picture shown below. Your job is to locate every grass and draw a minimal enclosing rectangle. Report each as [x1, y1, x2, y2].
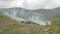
[0, 13, 60, 34]
[0, 13, 45, 34]
[45, 15, 60, 34]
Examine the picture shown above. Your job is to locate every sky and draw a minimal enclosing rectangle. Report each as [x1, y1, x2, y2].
[0, 0, 60, 10]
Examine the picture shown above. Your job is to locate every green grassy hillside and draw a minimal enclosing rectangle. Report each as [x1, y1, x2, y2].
[46, 15, 60, 34]
[0, 13, 60, 34]
[0, 14, 45, 34]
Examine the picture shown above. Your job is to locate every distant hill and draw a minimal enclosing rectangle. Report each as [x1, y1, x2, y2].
[0, 7, 60, 16]
[33, 7, 60, 16]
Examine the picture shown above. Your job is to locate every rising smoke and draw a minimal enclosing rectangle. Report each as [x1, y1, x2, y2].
[1, 8, 51, 26]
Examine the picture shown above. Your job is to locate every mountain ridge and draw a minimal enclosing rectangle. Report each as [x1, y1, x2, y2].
[0, 7, 60, 16]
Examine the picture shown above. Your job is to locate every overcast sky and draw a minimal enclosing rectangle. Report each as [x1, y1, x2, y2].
[0, 0, 60, 10]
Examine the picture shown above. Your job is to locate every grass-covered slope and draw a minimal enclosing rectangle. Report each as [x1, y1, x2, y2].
[0, 13, 45, 34]
[0, 13, 60, 34]
[46, 15, 60, 34]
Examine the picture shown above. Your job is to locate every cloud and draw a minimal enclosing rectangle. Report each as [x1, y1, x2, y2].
[0, 0, 60, 10]
[0, 0, 13, 8]
[0, 0, 24, 8]
[21, 0, 60, 9]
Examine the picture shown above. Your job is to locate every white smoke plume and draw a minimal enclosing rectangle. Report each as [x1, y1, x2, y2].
[1, 8, 51, 26]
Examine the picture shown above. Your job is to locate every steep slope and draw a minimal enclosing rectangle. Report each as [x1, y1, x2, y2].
[0, 13, 45, 34]
[0, 13, 60, 34]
